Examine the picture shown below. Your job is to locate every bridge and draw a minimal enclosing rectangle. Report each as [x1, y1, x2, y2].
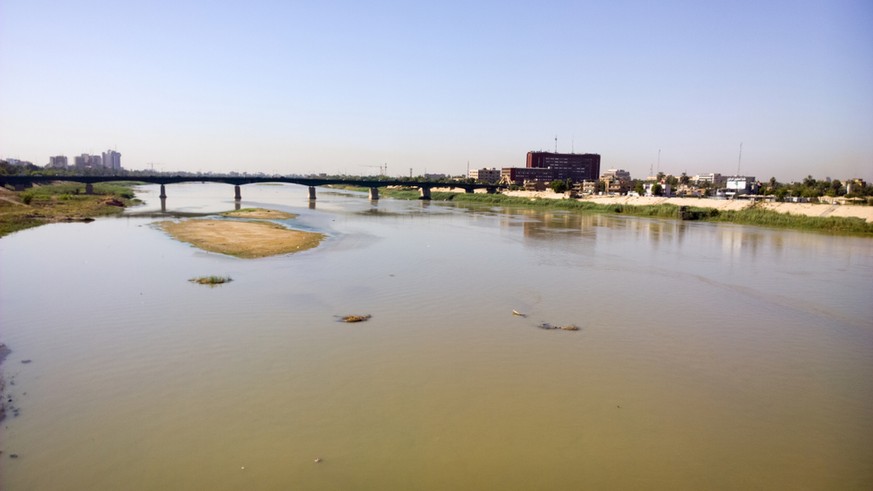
[0, 174, 503, 201]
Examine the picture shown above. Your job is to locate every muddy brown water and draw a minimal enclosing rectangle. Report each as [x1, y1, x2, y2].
[1, 183, 871, 489]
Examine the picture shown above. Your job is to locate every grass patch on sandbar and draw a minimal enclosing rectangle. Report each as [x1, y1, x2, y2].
[189, 275, 232, 285]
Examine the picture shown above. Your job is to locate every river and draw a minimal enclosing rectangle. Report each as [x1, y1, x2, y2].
[1, 183, 871, 489]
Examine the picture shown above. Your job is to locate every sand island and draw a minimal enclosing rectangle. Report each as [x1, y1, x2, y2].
[159, 208, 324, 258]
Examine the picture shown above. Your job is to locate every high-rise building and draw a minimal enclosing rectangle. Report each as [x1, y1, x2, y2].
[74, 153, 102, 169]
[102, 150, 122, 170]
[48, 155, 68, 169]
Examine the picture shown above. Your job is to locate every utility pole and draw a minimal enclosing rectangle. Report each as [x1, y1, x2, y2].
[737, 142, 743, 176]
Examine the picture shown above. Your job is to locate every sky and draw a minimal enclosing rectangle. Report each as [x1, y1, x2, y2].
[1, 0, 871, 182]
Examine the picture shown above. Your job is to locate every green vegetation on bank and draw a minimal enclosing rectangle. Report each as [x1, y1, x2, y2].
[0, 181, 141, 237]
[379, 190, 873, 236]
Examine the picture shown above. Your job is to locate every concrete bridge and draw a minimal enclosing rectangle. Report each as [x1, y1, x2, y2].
[0, 174, 503, 201]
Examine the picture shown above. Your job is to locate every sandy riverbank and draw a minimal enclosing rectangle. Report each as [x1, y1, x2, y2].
[159, 210, 324, 258]
[501, 191, 873, 223]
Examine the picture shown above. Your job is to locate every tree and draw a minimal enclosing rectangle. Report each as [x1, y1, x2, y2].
[651, 183, 663, 196]
[550, 180, 569, 193]
[634, 181, 645, 196]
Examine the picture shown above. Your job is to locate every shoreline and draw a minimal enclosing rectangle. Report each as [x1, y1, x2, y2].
[500, 190, 873, 223]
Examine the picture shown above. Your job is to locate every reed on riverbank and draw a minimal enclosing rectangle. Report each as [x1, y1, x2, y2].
[0, 182, 140, 237]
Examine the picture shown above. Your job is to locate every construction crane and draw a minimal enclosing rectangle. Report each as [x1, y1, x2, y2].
[360, 163, 387, 176]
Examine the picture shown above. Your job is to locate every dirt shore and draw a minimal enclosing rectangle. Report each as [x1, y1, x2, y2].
[501, 191, 873, 223]
[222, 208, 297, 220]
[159, 219, 324, 258]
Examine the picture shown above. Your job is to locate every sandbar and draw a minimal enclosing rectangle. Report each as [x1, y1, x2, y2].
[159, 219, 324, 258]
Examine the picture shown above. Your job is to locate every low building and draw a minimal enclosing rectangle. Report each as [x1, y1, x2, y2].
[581, 180, 598, 195]
[692, 173, 725, 186]
[725, 176, 757, 195]
[644, 182, 672, 197]
[468, 168, 501, 183]
[846, 178, 867, 195]
[600, 168, 631, 194]
[501, 167, 553, 185]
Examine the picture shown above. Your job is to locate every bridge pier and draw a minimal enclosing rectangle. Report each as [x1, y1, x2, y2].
[465, 188, 475, 194]
[487, 187, 497, 194]
[234, 185, 241, 201]
[419, 187, 431, 200]
[85, 183, 94, 195]
[159, 184, 167, 199]
[308, 186, 317, 200]
[369, 187, 379, 200]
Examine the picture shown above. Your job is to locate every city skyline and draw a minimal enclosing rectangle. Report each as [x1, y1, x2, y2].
[1, 1, 871, 182]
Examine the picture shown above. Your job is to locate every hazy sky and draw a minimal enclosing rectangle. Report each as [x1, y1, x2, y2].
[1, 0, 871, 181]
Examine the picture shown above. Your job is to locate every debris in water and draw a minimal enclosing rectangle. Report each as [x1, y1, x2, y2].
[536, 322, 579, 331]
[339, 314, 371, 323]
[314, 457, 322, 463]
[512, 310, 527, 317]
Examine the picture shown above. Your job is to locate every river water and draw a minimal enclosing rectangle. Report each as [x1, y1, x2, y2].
[1, 183, 871, 489]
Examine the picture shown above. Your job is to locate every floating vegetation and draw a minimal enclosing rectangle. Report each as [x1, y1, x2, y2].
[189, 275, 233, 286]
[339, 314, 372, 323]
[537, 322, 579, 331]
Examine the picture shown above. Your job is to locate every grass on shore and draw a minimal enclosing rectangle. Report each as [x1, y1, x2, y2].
[0, 182, 140, 237]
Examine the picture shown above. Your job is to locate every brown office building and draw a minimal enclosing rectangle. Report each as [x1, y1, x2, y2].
[502, 151, 601, 185]
[526, 151, 600, 181]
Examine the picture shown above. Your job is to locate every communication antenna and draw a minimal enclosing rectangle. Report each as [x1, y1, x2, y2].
[554, 135, 558, 153]
[737, 142, 743, 176]
[657, 148, 661, 175]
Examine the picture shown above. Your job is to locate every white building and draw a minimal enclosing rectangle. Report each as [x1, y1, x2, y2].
[692, 173, 724, 186]
[725, 176, 756, 195]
